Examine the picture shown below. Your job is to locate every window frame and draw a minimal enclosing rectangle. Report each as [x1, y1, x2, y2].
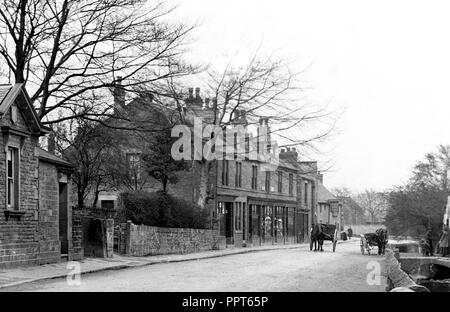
[6, 146, 19, 210]
[277, 171, 283, 193]
[251, 165, 258, 190]
[289, 173, 294, 195]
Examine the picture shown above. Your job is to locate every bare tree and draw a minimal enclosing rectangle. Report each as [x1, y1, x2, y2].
[355, 190, 388, 224]
[0, 0, 196, 124]
[179, 51, 339, 209]
[55, 118, 113, 208]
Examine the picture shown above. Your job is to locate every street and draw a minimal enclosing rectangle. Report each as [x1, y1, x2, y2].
[1, 240, 386, 292]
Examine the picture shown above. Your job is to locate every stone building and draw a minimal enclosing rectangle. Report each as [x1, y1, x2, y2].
[0, 83, 77, 268]
[89, 83, 321, 247]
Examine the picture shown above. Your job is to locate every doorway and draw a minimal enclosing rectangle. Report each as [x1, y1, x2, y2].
[225, 202, 234, 245]
[59, 182, 69, 256]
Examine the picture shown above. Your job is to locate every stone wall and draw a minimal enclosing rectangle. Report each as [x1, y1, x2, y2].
[0, 103, 41, 268]
[71, 209, 84, 261]
[118, 221, 225, 257]
[37, 162, 60, 264]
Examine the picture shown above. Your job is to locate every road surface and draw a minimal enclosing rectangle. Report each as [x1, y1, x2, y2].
[2, 239, 386, 292]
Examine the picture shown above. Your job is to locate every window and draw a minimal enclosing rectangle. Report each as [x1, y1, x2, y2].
[304, 181, 308, 205]
[265, 171, 270, 193]
[7, 147, 19, 210]
[126, 153, 141, 181]
[251, 165, 258, 190]
[222, 160, 229, 185]
[289, 173, 294, 195]
[277, 171, 283, 193]
[235, 162, 242, 187]
[101, 200, 115, 210]
[235, 202, 242, 231]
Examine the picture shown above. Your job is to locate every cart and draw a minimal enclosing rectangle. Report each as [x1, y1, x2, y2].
[360, 233, 378, 255]
[310, 223, 338, 252]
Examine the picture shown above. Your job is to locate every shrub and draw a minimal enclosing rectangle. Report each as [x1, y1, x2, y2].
[117, 190, 209, 229]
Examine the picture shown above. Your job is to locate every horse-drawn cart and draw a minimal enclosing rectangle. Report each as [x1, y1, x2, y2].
[360, 229, 388, 255]
[360, 234, 376, 255]
[310, 223, 339, 252]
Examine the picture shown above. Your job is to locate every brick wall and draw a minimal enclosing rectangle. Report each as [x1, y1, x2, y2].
[118, 221, 225, 257]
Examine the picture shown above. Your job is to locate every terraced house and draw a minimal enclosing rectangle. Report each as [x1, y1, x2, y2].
[0, 84, 77, 268]
[90, 84, 323, 248]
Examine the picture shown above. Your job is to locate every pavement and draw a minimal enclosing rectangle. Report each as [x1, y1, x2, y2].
[0, 239, 352, 290]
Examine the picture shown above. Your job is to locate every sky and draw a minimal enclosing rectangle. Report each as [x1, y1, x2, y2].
[175, 0, 450, 193]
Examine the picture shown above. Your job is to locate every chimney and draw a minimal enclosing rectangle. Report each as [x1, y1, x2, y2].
[318, 172, 324, 184]
[195, 87, 200, 98]
[188, 88, 194, 99]
[205, 98, 210, 108]
[113, 76, 125, 113]
[279, 146, 298, 164]
[48, 132, 56, 154]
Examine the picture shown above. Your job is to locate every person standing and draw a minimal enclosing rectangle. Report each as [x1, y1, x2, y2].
[347, 227, 353, 240]
[438, 225, 449, 257]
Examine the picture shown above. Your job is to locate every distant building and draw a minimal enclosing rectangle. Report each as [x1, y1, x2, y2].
[86, 83, 324, 247]
[316, 176, 343, 231]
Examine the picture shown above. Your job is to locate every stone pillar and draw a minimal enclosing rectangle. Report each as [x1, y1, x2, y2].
[125, 220, 132, 256]
[105, 219, 114, 258]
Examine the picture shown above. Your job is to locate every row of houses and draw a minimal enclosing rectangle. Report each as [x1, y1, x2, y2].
[94, 83, 345, 248]
[0, 82, 344, 268]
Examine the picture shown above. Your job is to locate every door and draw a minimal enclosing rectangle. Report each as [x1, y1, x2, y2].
[225, 202, 234, 245]
[59, 182, 69, 255]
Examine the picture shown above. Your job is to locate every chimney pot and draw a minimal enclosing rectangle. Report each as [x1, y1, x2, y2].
[113, 77, 125, 112]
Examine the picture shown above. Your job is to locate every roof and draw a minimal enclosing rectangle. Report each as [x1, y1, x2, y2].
[0, 83, 49, 135]
[317, 181, 337, 203]
[0, 84, 11, 104]
[36, 147, 74, 168]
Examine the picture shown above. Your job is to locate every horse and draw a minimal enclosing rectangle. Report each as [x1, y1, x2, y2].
[375, 228, 388, 255]
[363, 228, 388, 255]
[310, 223, 325, 252]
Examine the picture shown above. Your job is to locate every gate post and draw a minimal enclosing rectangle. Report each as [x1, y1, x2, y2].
[125, 220, 132, 256]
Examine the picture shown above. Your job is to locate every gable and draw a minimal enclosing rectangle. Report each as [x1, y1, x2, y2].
[0, 83, 49, 135]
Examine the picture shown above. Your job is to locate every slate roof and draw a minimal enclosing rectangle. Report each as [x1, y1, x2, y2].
[317, 181, 337, 203]
[36, 147, 73, 168]
[0, 83, 50, 134]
